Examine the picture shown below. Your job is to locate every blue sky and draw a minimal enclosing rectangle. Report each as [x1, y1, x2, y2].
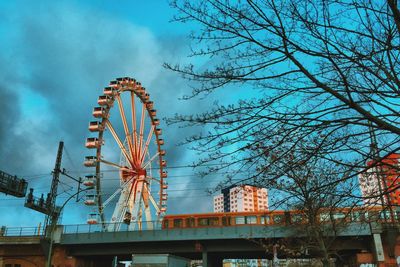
[0, 0, 228, 227]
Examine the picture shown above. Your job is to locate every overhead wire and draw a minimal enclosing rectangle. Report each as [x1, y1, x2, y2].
[0, 194, 216, 203]
[63, 146, 78, 170]
[57, 162, 236, 173]
[0, 161, 248, 208]
[12, 167, 233, 183]
[11, 162, 247, 182]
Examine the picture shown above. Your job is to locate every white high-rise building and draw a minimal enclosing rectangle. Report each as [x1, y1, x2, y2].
[213, 184, 268, 212]
[358, 167, 387, 206]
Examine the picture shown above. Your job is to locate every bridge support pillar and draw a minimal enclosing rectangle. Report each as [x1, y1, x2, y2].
[202, 251, 223, 267]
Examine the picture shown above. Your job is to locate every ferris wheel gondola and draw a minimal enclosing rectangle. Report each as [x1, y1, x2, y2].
[83, 77, 167, 231]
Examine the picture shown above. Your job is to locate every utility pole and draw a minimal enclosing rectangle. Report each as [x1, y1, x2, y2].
[44, 141, 85, 267]
[44, 187, 91, 267]
[22, 141, 84, 267]
[44, 141, 64, 230]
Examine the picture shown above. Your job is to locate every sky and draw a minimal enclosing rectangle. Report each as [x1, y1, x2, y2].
[0, 0, 228, 227]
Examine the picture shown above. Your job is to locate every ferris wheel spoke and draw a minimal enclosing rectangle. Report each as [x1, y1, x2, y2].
[142, 185, 153, 229]
[137, 209, 143, 230]
[131, 91, 139, 165]
[142, 152, 160, 169]
[140, 125, 155, 164]
[105, 120, 133, 167]
[102, 188, 123, 209]
[103, 177, 136, 208]
[100, 159, 125, 169]
[147, 176, 161, 184]
[146, 186, 160, 213]
[137, 104, 146, 164]
[142, 183, 150, 207]
[115, 95, 135, 164]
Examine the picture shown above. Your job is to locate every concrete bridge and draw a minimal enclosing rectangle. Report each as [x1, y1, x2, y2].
[0, 222, 399, 267]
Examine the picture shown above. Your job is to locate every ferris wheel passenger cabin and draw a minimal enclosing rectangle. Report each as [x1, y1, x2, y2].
[146, 101, 154, 109]
[83, 175, 96, 188]
[85, 137, 102, 149]
[89, 121, 104, 132]
[83, 156, 97, 167]
[84, 194, 97, 206]
[98, 95, 113, 106]
[103, 87, 118, 96]
[87, 213, 99, 224]
[92, 107, 108, 118]
[123, 212, 132, 225]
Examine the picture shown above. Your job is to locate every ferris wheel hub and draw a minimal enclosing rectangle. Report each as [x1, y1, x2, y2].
[119, 167, 147, 182]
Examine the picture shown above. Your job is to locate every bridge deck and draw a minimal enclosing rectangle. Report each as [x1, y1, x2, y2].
[61, 223, 372, 245]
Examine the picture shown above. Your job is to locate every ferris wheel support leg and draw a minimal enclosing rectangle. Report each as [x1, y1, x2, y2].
[138, 209, 143, 231]
[128, 179, 145, 231]
[108, 185, 131, 232]
[144, 205, 153, 230]
[142, 184, 153, 230]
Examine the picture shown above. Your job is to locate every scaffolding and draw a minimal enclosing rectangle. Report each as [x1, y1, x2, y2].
[0, 170, 28, 197]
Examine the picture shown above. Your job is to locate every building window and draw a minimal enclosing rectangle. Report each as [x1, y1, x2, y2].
[173, 219, 183, 228]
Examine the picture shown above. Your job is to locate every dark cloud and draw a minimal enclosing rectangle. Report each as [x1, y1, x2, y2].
[0, 87, 23, 169]
[0, 1, 222, 226]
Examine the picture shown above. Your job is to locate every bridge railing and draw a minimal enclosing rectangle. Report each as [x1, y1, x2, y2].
[0, 225, 44, 237]
[62, 221, 162, 234]
[0, 221, 162, 237]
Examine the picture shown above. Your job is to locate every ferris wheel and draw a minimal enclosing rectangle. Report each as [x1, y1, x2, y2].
[83, 77, 167, 231]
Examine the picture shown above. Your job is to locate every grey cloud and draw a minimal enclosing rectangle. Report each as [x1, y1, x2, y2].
[0, 1, 225, 226]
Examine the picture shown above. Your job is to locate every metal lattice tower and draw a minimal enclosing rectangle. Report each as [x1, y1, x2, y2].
[44, 141, 64, 228]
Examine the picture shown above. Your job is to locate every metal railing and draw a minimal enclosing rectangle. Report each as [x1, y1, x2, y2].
[0, 226, 44, 237]
[63, 220, 163, 234]
[0, 221, 162, 237]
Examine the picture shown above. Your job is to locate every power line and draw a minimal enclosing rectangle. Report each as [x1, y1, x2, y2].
[9, 163, 244, 184]
[0, 194, 215, 203]
[63, 146, 79, 171]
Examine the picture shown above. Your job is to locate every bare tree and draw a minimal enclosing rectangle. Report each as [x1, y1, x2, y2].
[236, 136, 365, 266]
[165, 2, 400, 263]
[253, 132, 363, 266]
[165, 0, 400, 194]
